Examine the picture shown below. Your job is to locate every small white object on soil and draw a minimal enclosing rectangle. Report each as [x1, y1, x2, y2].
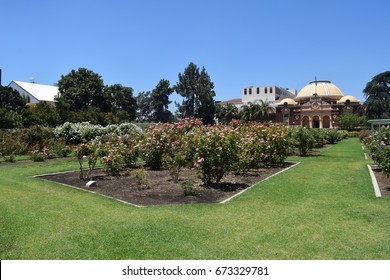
[86, 181, 97, 188]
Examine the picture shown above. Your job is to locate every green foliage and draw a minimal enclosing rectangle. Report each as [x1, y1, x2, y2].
[0, 130, 28, 159]
[136, 91, 153, 122]
[180, 176, 197, 196]
[215, 103, 239, 124]
[26, 102, 61, 127]
[337, 113, 367, 131]
[151, 79, 173, 123]
[362, 71, 390, 119]
[235, 122, 291, 171]
[175, 62, 216, 124]
[132, 168, 151, 190]
[101, 151, 124, 177]
[291, 127, 316, 156]
[0, 86, 27, 128]
[188, 125, 239, 185]
[57, 68, 105, 113]
[74, 143, 101, 180]
[0, 86, 26, 113]
[239, 102, 262, 123]
[22, 125, 53, 151]
[104, 84, 137, 122]
[323, 129, 342, 144]
[366, 127, 390, 176]
[29, 150, 46, 162]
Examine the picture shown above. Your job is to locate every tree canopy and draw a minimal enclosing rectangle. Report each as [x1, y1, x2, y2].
[151, 79, 173, 123]
[104, 84, 137, 122]
[57, 68, 106, 112]
[0, 86, 27, 128]
[362, 71, 390, 119]
[215, 103, 239, 124]
[175, 62, 216, 124]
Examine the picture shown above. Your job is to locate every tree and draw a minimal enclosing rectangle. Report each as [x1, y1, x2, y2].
[104, 84, 137, 122]
[151, 79, 173, 123]
[0, 85, 26, 113]
[0, 86, 27, 128]
[239, 102, 263, 123]
[258, 99, 273, 121]
[136, 91, 153, 122]
[215, 103, 239, 124]
[56, 68, 106, 121]
[362, 71, 390, 119]
[26, 101, 61, 127]
[337, 113, 367, 130]
[175, 62, 216, 124]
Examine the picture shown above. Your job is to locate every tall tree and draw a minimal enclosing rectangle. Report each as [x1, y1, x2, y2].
[104, 84, 137, 122]
[175, 62, 216, 124]
[56, 68, 106, 121]
[0, 86, 27, 128]
[0, 85, 26, 113]
[151, 79, 173, 123]
[136, 91, 153, 122]
[258, 99, 273, 121]
[362, 71, 390, 119]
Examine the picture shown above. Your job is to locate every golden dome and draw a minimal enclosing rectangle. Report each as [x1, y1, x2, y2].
[296, 81, 344, 100]
[279, 98, 296, 105]
[337, 95, 359, 103]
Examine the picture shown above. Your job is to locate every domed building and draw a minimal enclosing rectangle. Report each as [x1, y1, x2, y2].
[276, 80, 360, 128]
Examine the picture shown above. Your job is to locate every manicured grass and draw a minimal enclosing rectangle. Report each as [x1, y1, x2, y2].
[1, 138, 390, 259]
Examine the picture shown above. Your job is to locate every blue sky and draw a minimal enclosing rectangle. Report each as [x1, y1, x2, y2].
[1, 0, 389, 107]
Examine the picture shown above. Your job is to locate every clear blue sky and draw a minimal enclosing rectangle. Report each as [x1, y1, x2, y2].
[1, 0, 389, 106]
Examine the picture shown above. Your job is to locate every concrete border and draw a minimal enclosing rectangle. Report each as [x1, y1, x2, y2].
[367, 165, 382, 198]
[33, 172, 144, 208]
[219, 162, 301, 204]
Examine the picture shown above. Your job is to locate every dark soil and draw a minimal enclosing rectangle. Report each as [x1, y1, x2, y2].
[370, 166, 390, 196]
[39, 163, 294, 206]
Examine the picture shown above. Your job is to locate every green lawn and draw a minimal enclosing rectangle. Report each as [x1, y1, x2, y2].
[1, 138, 389, 259]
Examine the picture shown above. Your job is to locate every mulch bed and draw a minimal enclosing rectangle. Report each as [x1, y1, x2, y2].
[370, 166, 390, 196]
[38, 163, 294, 206]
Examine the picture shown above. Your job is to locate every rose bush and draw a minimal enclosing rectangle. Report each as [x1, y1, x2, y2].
[367, 127, 390, 176]
[187, 125, 239, 186]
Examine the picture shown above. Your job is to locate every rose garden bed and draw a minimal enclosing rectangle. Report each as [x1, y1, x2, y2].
[39, 163, 295, 206]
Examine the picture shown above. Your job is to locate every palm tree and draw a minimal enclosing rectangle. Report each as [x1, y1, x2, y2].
[239, 102, 262, 122]
[215, 103, 239, 124]
[258, 99, 274, 121]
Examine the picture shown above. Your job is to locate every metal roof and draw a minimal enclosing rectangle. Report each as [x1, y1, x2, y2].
[9, 80, 58, 102]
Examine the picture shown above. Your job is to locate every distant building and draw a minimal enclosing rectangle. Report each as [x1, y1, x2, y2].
[220, 80, 361, 128]
[242, 86, 297, 107]
[276, 80, 360, 128]
[218, 98, 244, 109]
[8, 80, 58, 103]
[219, 85, 297, 111]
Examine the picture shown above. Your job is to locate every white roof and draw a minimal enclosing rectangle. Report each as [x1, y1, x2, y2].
[10, 80, 58, 102]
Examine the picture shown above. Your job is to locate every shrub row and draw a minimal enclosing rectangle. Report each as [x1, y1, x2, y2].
[365, 128, 390, 176]
[290, 128, 343, 156]
[90, 119, 291, 185]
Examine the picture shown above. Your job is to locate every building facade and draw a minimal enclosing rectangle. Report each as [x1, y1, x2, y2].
[276, 80, 360, 128]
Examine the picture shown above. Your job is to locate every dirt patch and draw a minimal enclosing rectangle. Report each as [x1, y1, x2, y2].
[370, 165, 390, 196]
[38, 163, 295, 206]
